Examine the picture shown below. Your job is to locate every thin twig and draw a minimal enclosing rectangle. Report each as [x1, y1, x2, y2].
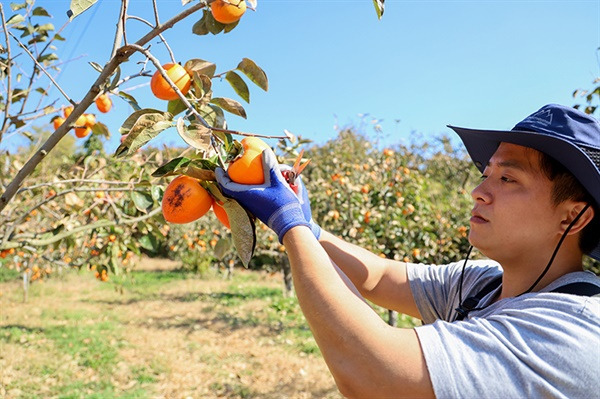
[111, 0, 128, 59]
[17, 179, 138, 193]
[8, 31, 73, 104]
[127, 15, 176, 64]
[0, 4, 13, 144]
[211, 126, 290, 139]
[2, 207, 162, 249]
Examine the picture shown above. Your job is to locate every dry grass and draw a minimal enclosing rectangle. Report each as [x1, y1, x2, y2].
[0, 258, 342, 398]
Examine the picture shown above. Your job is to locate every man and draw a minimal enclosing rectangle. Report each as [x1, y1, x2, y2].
[216, 104, 600, 398]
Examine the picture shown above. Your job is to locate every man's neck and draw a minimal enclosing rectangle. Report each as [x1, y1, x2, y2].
[496, 242, 584, 299]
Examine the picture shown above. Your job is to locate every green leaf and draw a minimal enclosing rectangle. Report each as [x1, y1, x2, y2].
[205, 11, 226, 35]
[151, 185, 164, 202]
[214, 238, 231, 260]
[139, 234, 158, 252]
[117, 91, 141, 111]
[152, 157, 193, 177]
[191, 11, 210, 36]
[223, 20, 240, 33]
[223, 199, 256, 267]
[210, 97, 247, 119]
[131, 191, 154, 213]
[6, 14, 25, 25]
[184, 58, 217, 78]
[109, 65, 121, 90]
[237, 58, 268, 92]
[167, 98, 187, 117]
[91, 121, 110, 138]
[32, 7, 51, 17]
[119, 108, 165, 135]
[10, 3, 27, 11]
[67, 0, 98, 20]
[35, 23, 54, 33]
[115, 112, 173, 157]
[225, 71, 250, 103]
[200, 104, 226, 129]
[176, 117, 213, 151]
[89, 61, 103, 73]
[372, 0, 385, 19]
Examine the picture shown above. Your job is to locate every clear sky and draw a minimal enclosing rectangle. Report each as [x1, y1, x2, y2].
[3, 0, 599, 152]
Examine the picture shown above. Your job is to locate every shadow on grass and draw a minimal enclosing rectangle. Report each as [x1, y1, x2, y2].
[0, 324, 46, 337]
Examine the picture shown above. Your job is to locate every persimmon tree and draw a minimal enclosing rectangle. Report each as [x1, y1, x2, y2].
[0, 0, 308, 297]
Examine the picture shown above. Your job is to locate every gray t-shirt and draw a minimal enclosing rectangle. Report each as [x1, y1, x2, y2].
[407, 260, 600, 399]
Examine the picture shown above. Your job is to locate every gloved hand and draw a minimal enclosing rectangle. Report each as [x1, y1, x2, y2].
[215, 148, 310, 242]
[280, 164, 322, 240]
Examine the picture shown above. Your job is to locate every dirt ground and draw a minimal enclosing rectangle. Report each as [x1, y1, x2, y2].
[0, 258, 343, 399]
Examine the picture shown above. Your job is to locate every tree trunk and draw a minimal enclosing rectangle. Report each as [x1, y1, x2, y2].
[387, 309, 397, 326]
[281, 256, 294, 298]
[22, 270, 29, 303]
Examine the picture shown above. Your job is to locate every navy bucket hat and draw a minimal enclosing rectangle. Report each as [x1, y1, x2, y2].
[448, 104, 600, 262]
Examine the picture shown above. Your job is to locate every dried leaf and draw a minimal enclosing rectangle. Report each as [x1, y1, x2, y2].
[237, 58, 268, 92]
[210, 97, 247, 119]
[67, 0, 98, 20]
[223, 199, 256, 267]
[176, 118, 213, 151]
[185, 58, 217, 78]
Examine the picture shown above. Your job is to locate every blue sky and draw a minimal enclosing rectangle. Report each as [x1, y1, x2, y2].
[3, 0, 599, 152]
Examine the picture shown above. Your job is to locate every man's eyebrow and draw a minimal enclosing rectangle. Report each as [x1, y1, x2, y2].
[486, 159, 527, 171]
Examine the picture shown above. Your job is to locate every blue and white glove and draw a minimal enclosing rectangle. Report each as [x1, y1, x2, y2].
[215, 148, 310, 243]
[280, 164, 322, 240]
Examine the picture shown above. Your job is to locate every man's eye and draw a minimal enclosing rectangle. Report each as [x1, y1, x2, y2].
[501, 176, 513, 182]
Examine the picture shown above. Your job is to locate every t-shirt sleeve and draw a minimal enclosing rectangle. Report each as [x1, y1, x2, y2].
[407, 260, 501, 323]
[414, 295, 600, 399]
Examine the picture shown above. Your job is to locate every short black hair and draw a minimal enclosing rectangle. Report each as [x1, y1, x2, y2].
[538, 152, 600, 255]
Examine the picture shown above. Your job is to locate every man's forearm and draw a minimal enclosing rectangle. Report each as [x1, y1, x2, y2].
[282, 226, 434, 398]
[317, 230, 420, 317]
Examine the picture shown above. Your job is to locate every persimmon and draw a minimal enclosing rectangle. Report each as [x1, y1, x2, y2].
[162, 175, 212, 224]
[53, 116, 65, 130]
[211, 0, 247, 24]
[95, 94, 112, 113]
[212, 200, 230, 229]
[75, 126, 91, 138]
[84, 113, 96, 127]
[63, 105, 74, 118]
[150, 63, 192, 101]
[227, 137, 271, 184]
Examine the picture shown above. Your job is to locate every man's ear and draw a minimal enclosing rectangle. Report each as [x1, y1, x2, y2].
[560, 202, 594, 236]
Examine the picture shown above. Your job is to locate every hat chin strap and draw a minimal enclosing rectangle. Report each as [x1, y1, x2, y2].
[518, 203, 591, 296]
[457, 203, 591, 309]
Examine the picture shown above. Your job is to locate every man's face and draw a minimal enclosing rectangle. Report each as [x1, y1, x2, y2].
[468, 142, 564, 264]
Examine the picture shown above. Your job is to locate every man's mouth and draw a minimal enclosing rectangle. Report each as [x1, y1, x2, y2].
[470, 211, 489, 224]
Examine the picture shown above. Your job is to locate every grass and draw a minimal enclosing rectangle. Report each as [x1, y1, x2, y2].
[0, 258, 420, 398]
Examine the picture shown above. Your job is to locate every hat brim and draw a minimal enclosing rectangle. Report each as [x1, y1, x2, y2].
[448, 125, 600, 262]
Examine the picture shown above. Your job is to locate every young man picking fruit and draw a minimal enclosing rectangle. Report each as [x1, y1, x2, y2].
[216, 104, 600, 398]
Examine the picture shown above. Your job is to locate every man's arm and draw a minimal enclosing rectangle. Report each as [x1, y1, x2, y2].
[318, 230, 423, 319]
[284, 226, 434, 399]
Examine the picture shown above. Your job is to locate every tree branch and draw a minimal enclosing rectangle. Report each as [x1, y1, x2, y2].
[0, 2, 207, 213]
[1, 207, 162, 249]
[0, 3, 13, 144]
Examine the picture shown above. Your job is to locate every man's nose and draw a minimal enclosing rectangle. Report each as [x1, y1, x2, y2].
[471, 178, 491, 203]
